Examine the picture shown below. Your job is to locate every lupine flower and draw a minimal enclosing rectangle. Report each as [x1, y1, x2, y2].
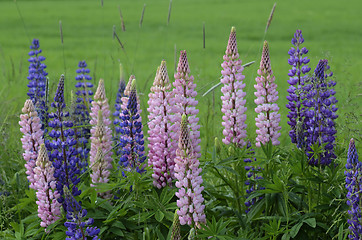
[19, 99, 44, 189]
[303, 59, 337, 165]
[90, 110, 113, 199]
[170, 50, 201, 159]
[220, 27, 247, 147]
[254, 41, 281, 147]
[73, 60, 93, 170]
[27, 39, 49, 129]
[46, 75, 81, 207]
[286, 30, 311, 148]
[33, 144, 61, 229]
[63, 186, 101, 240]
[174, 114, 205, 227]
[345, 138, 361, 239]
[147, 60, 175, 188]
[118, 79, 146, 173]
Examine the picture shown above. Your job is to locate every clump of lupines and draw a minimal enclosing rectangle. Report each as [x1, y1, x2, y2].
[19, 99, 44, 189]
[63, 187, 101, 240]
[220, 27, 247, 147]
[286, 29, 311, 148]
[254, 41, 281, 147]
[46, 75, 81, 207]
[33, 144, 61, 229]
[304, 59, 337, 165]
[73, 60, 93, 169]
[27, 39, 49, 129]
[174, 114, 205, 227]
[345, 139, 361, 239]
[119, 79, 146, 173]
[147, 60, 175, 188]
[90, 110, 113, 198]
[170, 50, 201, 159]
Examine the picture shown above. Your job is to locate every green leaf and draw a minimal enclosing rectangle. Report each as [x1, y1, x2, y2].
[290, 222, 303, 238]
[282, 233, 290, 240]
[303, 218, 316, 228]
[155, 210, 165, 222]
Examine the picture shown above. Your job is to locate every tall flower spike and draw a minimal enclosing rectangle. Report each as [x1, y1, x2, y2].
[19, 99, 44, 189]
[345, 139, 361, 239]
[286, 30, 311, 148]
[46, 75, 81, 208]
[170, 50, 201, 159]
[33, 144, 61, 229]
[147, 60, 175, 188]
[119, 79, 146, 173]
[90, 110, 113, 198]
[220, 27, 247, 147]
[27, 39, 49, 130]
[254, 41, 281, 147]
[174, 114, 205, 227]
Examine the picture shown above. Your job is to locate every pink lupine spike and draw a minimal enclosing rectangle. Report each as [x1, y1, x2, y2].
[174, 114, 205, 227]
[170, 50, 201, 160]
[90, 79, 112, 127]
[19, 99, 44, 189]
[254, 41, 281, 147]
[147, 60, 175, 188]
[33, 144, 61, 229]
[220, 27, 247, 147]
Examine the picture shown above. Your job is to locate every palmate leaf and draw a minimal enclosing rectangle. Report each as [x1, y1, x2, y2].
[198, 216, 234, 239]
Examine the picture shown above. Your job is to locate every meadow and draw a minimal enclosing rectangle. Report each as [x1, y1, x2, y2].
[0, 0, 361, 239]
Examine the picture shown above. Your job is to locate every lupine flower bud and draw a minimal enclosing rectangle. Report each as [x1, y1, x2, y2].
[19, 99, 44, 189]
[220, 27, 247, 147]
[254, 41, 281, 147]
[171, 210, 181, 240]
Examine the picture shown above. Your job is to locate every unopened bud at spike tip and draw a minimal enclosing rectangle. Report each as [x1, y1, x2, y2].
[95, 79, 106, 101]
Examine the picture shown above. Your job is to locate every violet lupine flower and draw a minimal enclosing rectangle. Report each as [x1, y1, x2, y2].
[46, 75, 81, 207]
[170, 50, 201, 159]
[73, 60, 93, 170]
[147, 60, 175, 188]
[33, 144, 61, 229]
[27, 39, 49, 129]
[119, 79, 146, 173]
[220, 27, 247, 147]
[254, 41, 281, 147]
[19, 99, 44, 190]
[286, 30, 311, 148]
[304, 59, 337, 166]
[63, 187, 101, 240]
[174, 114, 205, 227]
[89, 110, 113, 199]
[345, 138, 361, 239]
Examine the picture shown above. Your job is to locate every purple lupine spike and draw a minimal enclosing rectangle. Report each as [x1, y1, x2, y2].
[286, 30, 311, 148]
[46, 75, 81, 208]
[119, 78, 146, 173]
[345, 139, 361, 239]
[147, 60, 175, 188]
[19, 99, 44, 189]
[304, 59, 337, 166]
[33, 144, 61, 229]
[63, 186, 101, 240]
[220, 27, 247, 147]
[27, 39, 49, 130]
[174, 114, 205, 227]
[170, 50, 201, 159]
[254, 41, 281, 147]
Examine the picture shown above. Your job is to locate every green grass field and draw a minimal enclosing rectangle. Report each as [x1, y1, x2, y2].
[0, 0, 361, 150]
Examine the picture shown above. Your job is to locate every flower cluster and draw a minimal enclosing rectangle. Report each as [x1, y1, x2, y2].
[174, 114, 205, 227]
[46, 75, 81, 207]
[254, 41, 281, 147]
[170, 50, 201, 159]
[27, 39, 48, 129]
[147, 60, 175, 188]
[303, 59, 337, 165]
[33, 144, 61, 229]
[345, 138, 361, 239]
[19, 99, 44, 189]
[286, 29, 311, 148]
[220, 27, 247, 147]
[63, 187, 100, 240]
